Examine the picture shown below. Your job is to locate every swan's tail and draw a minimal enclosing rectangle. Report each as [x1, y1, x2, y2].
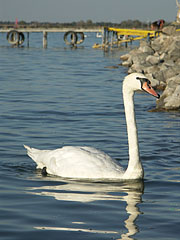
[24, 145, 40, 162]
[24, 145, 48, 169]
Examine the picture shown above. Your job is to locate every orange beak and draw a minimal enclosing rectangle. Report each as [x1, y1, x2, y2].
[142, 82, 160, 99]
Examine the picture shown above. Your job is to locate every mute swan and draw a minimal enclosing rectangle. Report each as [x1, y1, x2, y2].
[24, 73, 160, 180]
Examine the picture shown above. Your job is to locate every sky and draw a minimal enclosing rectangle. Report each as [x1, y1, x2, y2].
[0, 0, 178, 23]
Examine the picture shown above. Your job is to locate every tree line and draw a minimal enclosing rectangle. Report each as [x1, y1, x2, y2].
[0, 19, 167, 29]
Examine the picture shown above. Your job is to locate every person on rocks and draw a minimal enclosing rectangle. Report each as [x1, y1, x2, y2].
[151, 19, 165, 31]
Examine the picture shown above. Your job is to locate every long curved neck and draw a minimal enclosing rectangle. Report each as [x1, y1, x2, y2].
[122, 85, 143, 179]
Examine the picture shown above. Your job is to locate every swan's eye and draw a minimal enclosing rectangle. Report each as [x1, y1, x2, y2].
[136, 77, 151, 85]
[136, 77, 149, 82]
[146, 80, 151, 88]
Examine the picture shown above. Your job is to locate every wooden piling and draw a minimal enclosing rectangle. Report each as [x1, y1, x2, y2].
[27, 32, 29, 47]
[102, 27, 105, 45]
[102, 27, 109, 49]
[43, 31, 47, 48]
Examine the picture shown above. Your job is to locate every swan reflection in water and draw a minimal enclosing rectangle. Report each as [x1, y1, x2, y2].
[28, 178, 144, 240]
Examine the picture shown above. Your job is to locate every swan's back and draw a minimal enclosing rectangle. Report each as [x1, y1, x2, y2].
[24, 145, 124, 179]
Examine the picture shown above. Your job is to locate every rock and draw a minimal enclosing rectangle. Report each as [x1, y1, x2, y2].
[162, 26, 177, 36]
[153, 70, 165, 82]
[139, 40, 154, 54]
[175, 58, 180, 65]
[163, 59, 175, 67]
[151, 35, 168, 53]
[172, 65, 180, 75]
[159, 52, 167, 61]
[121, 60, 132, 67]
[146, 55, 160, 65]
[162, 66, 179, 80]
[154, 52, 159, 57]
[139, 40, 149, 47]
[131, 52, 149, 65]
[130, 63, 145, 73]
[120, 53, 130, 61]
[158, 81, 166, 90]
[120, 30, 180, 111]
[144, 65, 159, 74]
[139, 45, 154, 54]
[166, 74, 180, 85]
[164, 85, 180, 109]
[167, 40, 180, 61]
[156, 74, 180, 110]
[151, 41, 161, 53]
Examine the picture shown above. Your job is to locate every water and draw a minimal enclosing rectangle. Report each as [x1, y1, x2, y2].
[0, 33, 179, 240]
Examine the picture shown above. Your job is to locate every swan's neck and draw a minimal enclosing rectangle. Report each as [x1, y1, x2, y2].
[122, 86, 144, 179]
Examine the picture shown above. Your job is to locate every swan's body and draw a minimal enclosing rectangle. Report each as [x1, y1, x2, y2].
[24, 73, 159, 180]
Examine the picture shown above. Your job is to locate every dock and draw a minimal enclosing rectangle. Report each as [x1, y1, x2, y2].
[96, 27, 160, 49]
[0, 27, 100, 48]
[0, 26, 174, 48]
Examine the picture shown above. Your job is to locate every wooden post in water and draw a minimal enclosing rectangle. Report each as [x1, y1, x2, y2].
[107, 29, 109, 47]
[110, 32, 113, 49]
[102, 27, 109, 49]
[102, 27, 106, 45]
[27, 32, 29, 47]
[43, 31, 47, 48]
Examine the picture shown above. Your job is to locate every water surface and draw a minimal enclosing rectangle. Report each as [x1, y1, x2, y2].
[0, 33, 179, 240]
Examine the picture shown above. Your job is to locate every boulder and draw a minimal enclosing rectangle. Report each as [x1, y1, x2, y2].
[153, 70, 165, 83]
[164, 85, 180, 109]
[129, 63, 145, 73]
[120, 53, 130, 61]
[121, 60, 132, 67]
[156, 74, 180, 110]
[144, 65, 159, 74]
[139, 45, 154, 54]
[146, 55, 160, 65]
[120, 30, 180, 111]
[163, 59, 175, 67]
[167, 40, 180, 61]
[131, 52, 149, 65]
[139, 40, 154, 54]
[162, 67, 178, 80]
[151, 35, 168, 53]
[162, 26, 177, 36]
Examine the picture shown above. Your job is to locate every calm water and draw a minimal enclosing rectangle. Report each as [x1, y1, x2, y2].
[0, 33, 179, 240]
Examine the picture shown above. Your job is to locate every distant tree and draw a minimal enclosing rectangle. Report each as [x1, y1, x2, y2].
[19, 20, 26, 25]
[76, 20, 85, 27]
[86, 19, 93, 26]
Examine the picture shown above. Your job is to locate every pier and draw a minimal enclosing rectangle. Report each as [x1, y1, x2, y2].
[98, 27, 159, 49]
[97, 26, 180, 49]
[0, 26, 158, 48]
[0, 27, 100, 48]
[1, 26, 179, 49]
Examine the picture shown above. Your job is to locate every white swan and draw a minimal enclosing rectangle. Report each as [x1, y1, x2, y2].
[24, 73, 159, 180]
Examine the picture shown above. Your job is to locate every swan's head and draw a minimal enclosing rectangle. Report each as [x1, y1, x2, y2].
[123, 73, 160, 98]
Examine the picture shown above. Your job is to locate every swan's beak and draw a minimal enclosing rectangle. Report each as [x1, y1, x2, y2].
[142, 82, 160, 99]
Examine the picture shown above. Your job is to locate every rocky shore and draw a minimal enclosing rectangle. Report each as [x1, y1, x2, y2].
[120, 26, 180, 111]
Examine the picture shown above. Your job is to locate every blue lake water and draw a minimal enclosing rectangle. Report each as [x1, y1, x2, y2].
[0, 32, 179, 240]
